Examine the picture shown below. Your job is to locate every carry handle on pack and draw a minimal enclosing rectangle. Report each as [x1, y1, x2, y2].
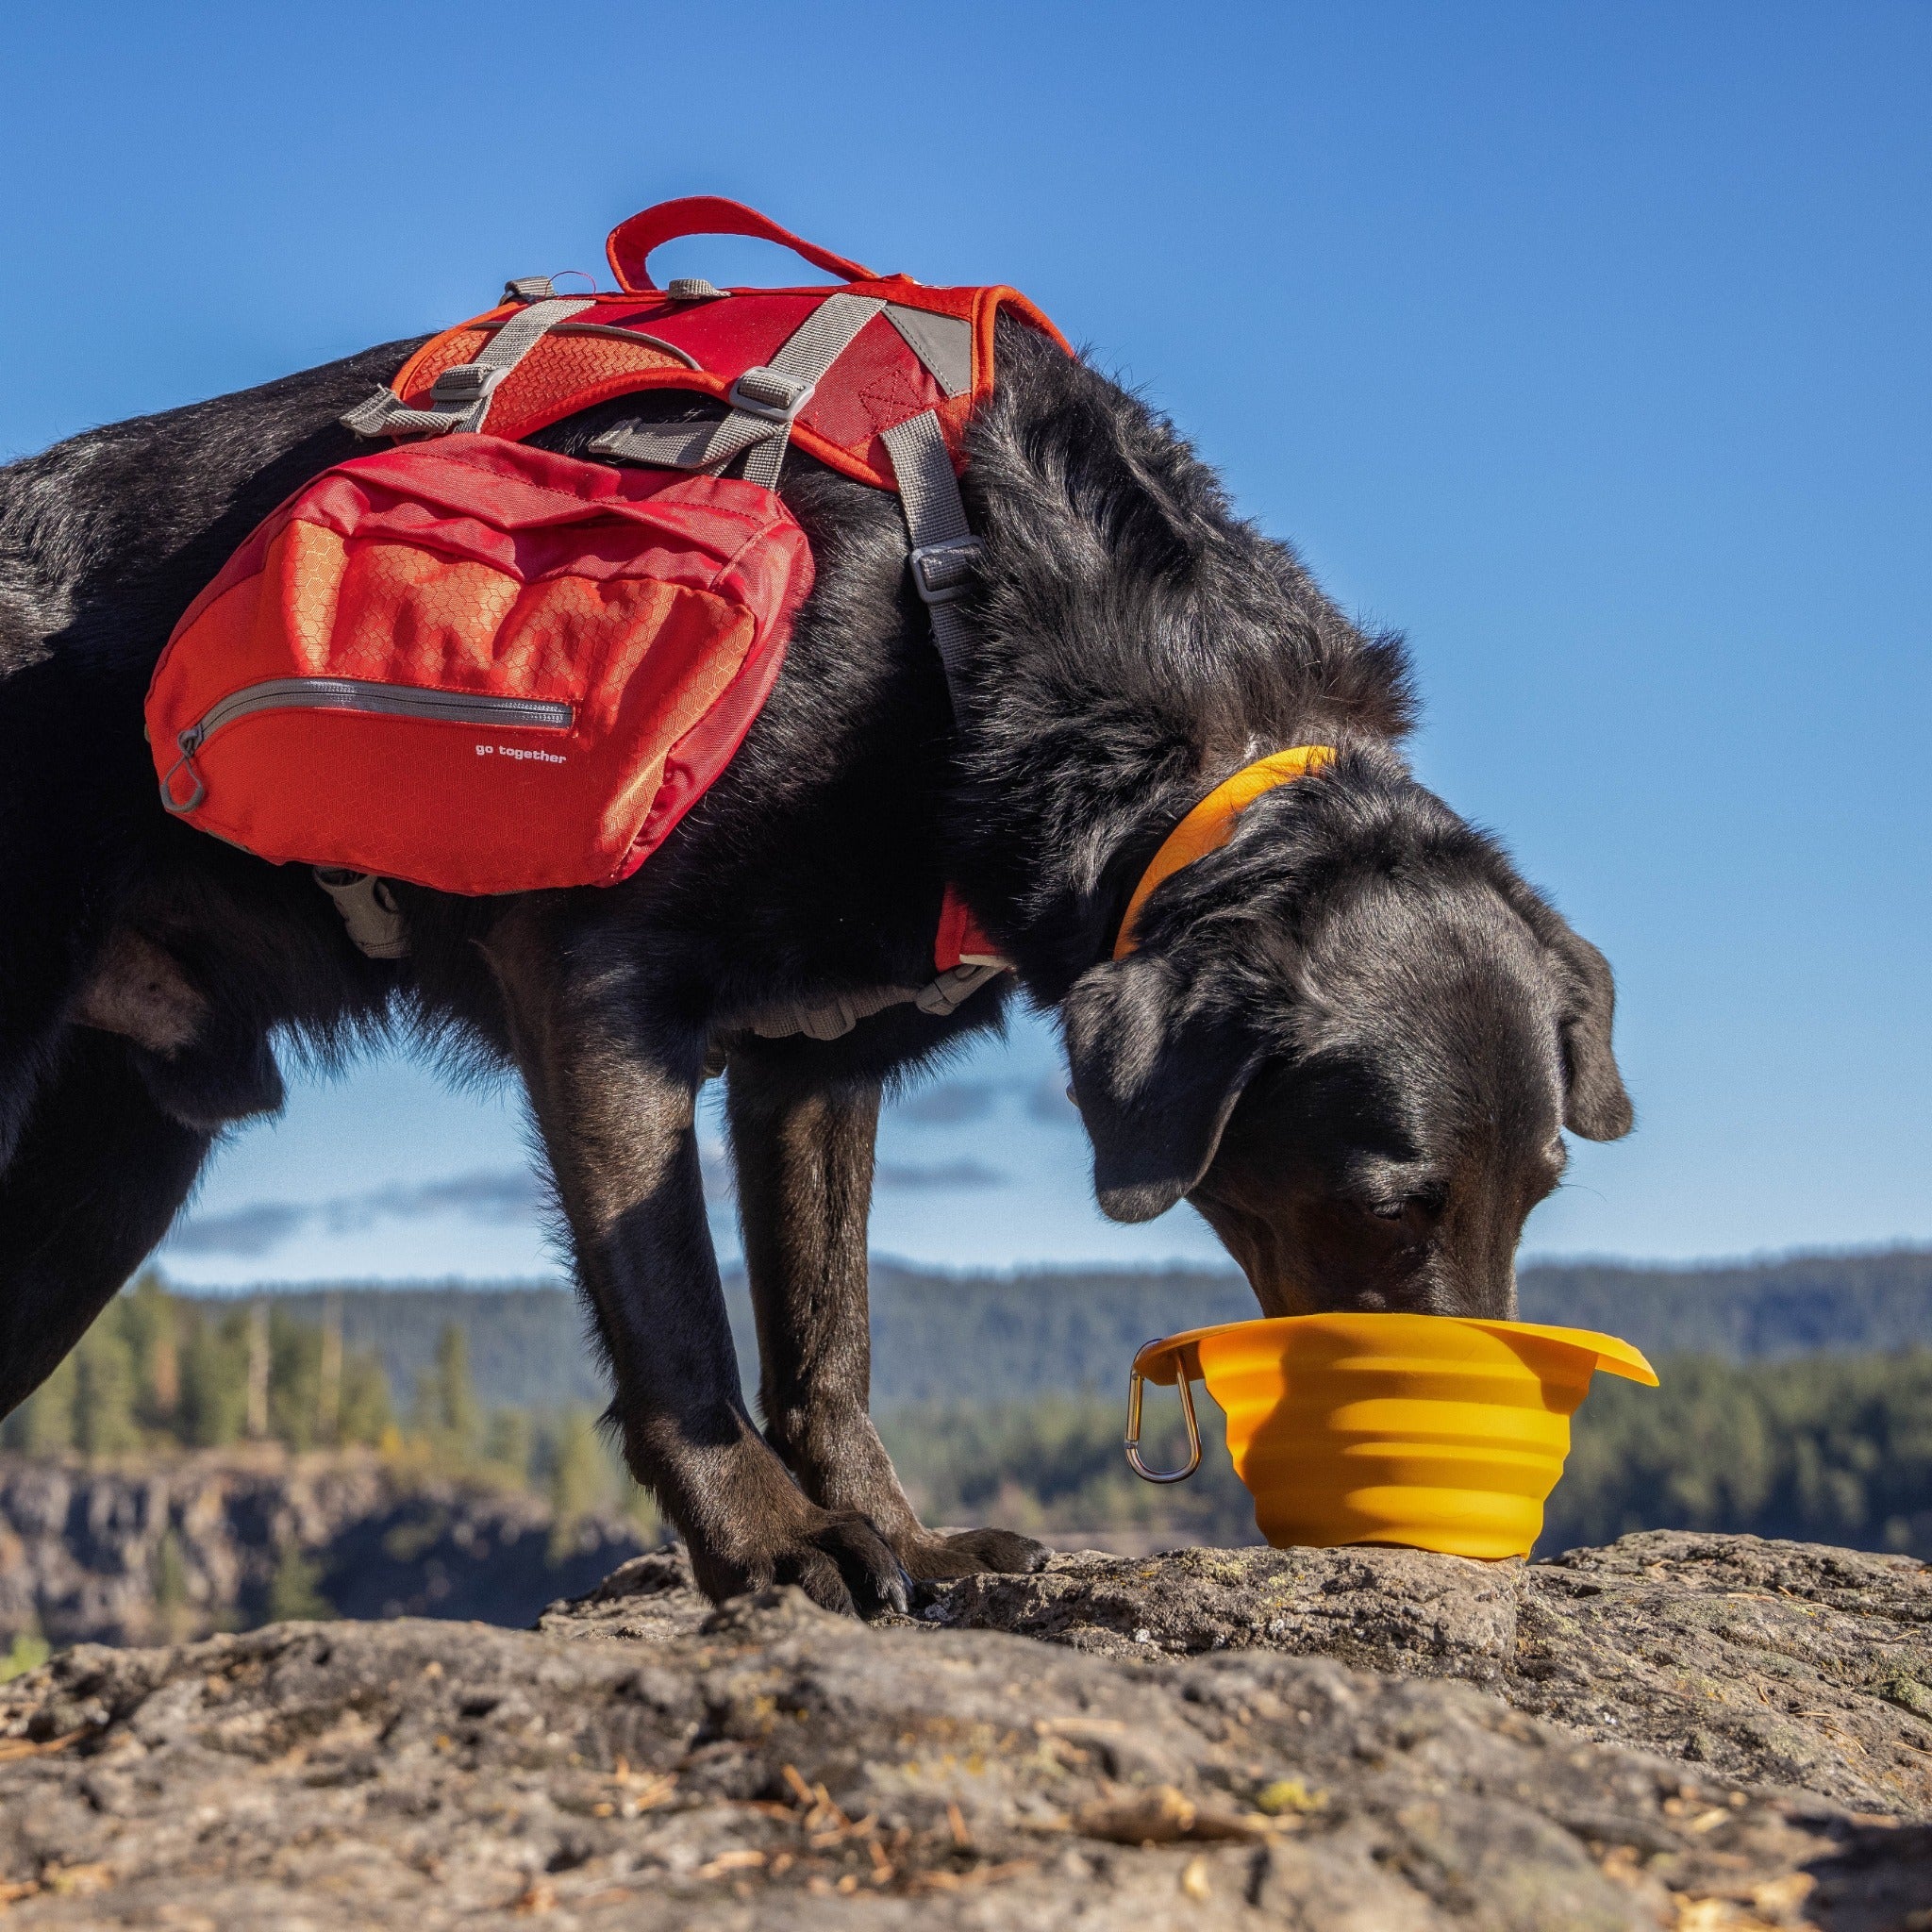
[606, 194, 881, 293]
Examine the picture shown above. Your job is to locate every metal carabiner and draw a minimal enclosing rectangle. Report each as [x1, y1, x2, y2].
[1124, 1361, 1202, 1484]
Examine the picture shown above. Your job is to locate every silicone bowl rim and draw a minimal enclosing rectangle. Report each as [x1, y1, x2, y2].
[1129, 1312, 1659, 1391]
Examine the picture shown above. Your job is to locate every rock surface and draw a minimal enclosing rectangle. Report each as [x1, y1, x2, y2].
[1514, 1536, 1932, 1817]
[0, 1533, 1926, 1928]
[912, 1532, 1932, 1818]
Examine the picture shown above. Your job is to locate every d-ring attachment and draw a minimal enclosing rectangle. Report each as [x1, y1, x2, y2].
[1124, 1362, 1202, 1484]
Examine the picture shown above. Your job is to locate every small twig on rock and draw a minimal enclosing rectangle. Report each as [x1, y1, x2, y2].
[1075, 1784, 1265, 1846]
[694, 1849, 767, 1881]
[0, 1730, 87, 1765]
[914, 1859, 1039, 1894]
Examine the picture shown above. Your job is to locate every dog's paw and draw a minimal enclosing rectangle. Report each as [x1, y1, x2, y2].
[900, 1526, 1052, 1582]
[708, 1510, 911, 1620]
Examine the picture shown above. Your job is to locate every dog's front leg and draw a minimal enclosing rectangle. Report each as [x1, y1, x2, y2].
[726, 1042, 1048, 1582]
[484, 911, 908, 1615]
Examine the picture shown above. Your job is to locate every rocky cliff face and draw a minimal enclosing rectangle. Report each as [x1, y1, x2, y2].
[0, 1451, 647, 1646]
[0, 1530, 1927, 1927]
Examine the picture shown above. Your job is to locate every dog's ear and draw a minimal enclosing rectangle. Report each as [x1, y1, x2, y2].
[1541, 923, 1633, 1141]
[1492, 874, 1634, 1142]
[1062, 952, 1261, 1223]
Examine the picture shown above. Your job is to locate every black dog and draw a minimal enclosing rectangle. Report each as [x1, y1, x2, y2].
[0, 314, 1631, 1610]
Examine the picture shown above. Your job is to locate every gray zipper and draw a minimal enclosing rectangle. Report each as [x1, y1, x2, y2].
[162, 676, 574, 814]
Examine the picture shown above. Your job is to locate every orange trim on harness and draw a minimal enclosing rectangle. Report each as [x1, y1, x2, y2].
[1112, 746, 1338, 958]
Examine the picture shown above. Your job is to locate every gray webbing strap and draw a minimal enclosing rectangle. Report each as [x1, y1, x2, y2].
[880, 410, 981, 710]
[589, 291, 886, 487]
[746, 959, 1009, 1041]
[312, 869, 409, 959]
[341, 295, 594, 439]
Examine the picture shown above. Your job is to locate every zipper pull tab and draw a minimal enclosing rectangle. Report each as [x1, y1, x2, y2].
[159, 724, 208, 814]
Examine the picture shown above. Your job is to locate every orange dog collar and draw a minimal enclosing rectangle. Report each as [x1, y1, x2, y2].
[1112, 745, 1338, 958]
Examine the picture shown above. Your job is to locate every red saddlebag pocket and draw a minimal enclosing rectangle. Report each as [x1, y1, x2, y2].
[144, 434, 810, 894]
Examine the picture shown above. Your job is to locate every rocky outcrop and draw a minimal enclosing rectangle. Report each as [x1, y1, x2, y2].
[909, 1532, 1932, 1818]
[1512, 1535, 1932, 1818]
[0, 1532, 1926, 1928]
[0, 1451, 646, 1645]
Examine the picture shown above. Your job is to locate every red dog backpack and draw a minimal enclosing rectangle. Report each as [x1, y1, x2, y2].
[148, 438, 808, 894]
[145, 197, 1069, 903]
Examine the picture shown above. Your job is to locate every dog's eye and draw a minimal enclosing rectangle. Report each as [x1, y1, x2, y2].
[1365, 1185, 1445, 1222]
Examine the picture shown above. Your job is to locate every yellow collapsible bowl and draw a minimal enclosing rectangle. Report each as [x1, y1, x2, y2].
[1125, 1313, 1657, 1560]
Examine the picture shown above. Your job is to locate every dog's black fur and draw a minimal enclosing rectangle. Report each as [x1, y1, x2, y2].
[0, 314, 1631, 1610]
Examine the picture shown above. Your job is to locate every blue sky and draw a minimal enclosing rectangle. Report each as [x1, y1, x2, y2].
[2, 2, 1926, 1283]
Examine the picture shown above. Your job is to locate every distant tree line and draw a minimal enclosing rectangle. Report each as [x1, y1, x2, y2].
[187, 1251, 1932, 1423]
[0, 1275, 650, 1548]
[1541, 1349, 1932, 1557]
[0, 1274, 391, 1456]
[7, 1281, 1930, 1561]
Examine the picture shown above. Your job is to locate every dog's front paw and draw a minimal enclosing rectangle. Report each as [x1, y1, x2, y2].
[899, 1526, 1052, 1582]
[698, 1507, 912, 1620]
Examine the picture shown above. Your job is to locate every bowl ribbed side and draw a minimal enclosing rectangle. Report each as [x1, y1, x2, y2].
[1196, 1323, 1580, 1560]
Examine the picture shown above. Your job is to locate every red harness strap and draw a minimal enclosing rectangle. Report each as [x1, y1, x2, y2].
[935, 884, 1004, 974]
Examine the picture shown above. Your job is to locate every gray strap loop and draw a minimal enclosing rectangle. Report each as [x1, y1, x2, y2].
[587, 412, 755, 471]
[313, 869, 410, 960]
[750, 982, 917, 1043]
[590, 291, 886, 489]
[880, 410, 981, 711]
[340, 389, 444, 438]
[341, 295, 593, 439]
[913, 960, 1010, 1016]
[158, 752, 205, 815]
[747, 958, 1010, 1041]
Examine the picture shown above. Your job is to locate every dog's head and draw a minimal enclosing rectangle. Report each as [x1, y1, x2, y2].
[1062, 750, 1632, 1318]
